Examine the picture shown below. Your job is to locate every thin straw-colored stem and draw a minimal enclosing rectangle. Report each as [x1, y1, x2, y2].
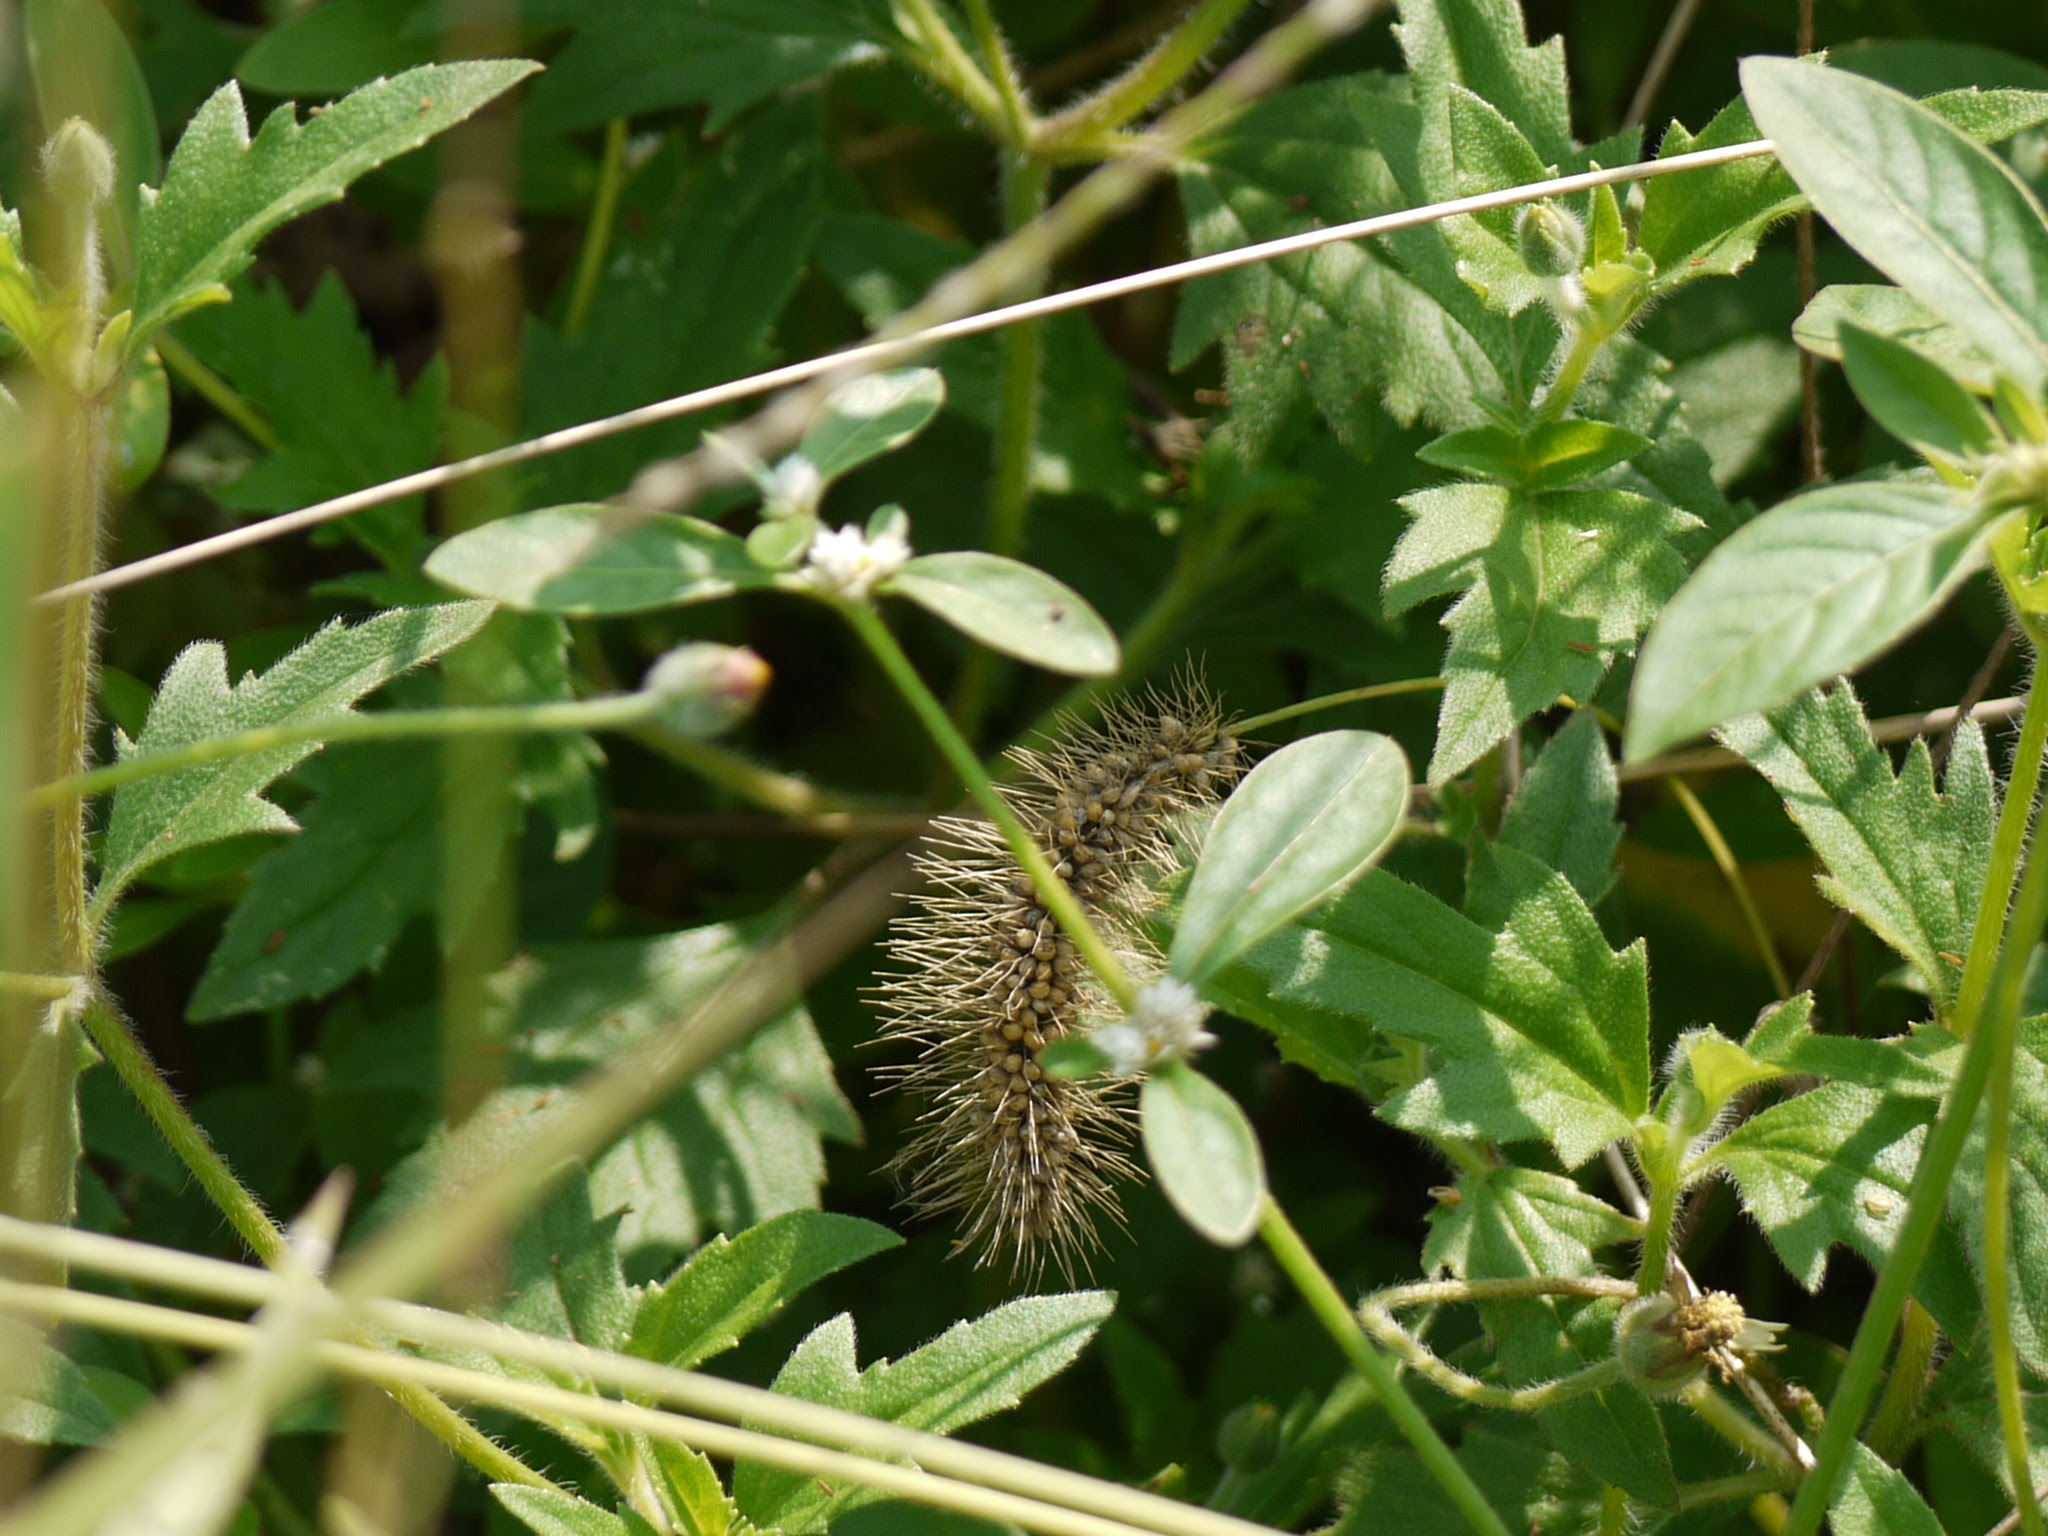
[1623, 0, 1707, 131]
[40, 138, 1774, 609]
[1234, 677, 1446, 735]
[1616, 695, 2026, 785]
[1666, 774, 1793, 998]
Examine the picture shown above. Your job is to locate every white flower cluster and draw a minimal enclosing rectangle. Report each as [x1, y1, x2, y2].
[1089, 977, 1216, 1076]
[801, 520, 912, 601]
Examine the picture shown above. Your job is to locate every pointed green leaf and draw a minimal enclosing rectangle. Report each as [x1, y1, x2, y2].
[1170, 730, 1409, 984]
[425, 505, 770, 616]
[96, 602, 492, 908]
[132, 62, 540, 343]
[794, 368, 945, 486]
[233, 0, 437, 98]
[1795, 284, 1998, 394]
[500, 1174, 635, 1352]
[1418, 421, 1653, 491]
[1742, 57, 2048, 394]
[627, 1210, 902, 1371]
[491, 1487, 628, 1536]
[735, 1293, 1113, 1532]
[1496, 712, 1620, 907]
[1718, 681, 1995, 1014]
[1141, 1062, 1266, 1247]
[1626, 482, 1996, 759]
[1830, 1441, 1948, 1536]
[882, 554, 1118, 677]
[1839, 323, 1998, 462]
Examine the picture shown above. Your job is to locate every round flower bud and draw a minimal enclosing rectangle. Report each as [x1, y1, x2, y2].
[1517, 202, 1585, 279]
[41, 119, 116, 210]
[642, 643, 771, 739]
[1216, 1400, 1280, 1474]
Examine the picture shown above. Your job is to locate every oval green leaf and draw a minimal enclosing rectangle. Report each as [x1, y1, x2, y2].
[795, 368, 946, 486]
[1839, 323, 1998, 461]
[1626, 482, 1996, 759]
[1794, 283, 1998, 393]
[425, 504, 770, 615]
[1742, 57, 2048, 393]
[882, 553, 1119, 676]
[1170, 730, 1410, 985]
[1141, 1061, 1266, 1248]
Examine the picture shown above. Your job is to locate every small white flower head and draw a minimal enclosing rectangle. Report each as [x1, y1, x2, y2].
[1090, 977, 1216, 1076]
[764, 454, 825, 519]
[801, 515, 912, 602]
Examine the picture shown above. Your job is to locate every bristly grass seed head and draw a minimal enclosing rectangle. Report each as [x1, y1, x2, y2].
[874, 677, 1245, 1284]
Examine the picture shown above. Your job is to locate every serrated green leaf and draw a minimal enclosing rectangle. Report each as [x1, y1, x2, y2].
[1638, 96, 1800, 292]
[1840, 323, 1998, 462]
[627, 1210, 902, 1372]
[1743, 57, 2048, 395]
[1953, 1017, 2048, 1376]
[1496, 712, 1619, 907]
[27, 0, 162, 275]
[794, 368, 945, 486]
[1718, 682, 1996, 1015]
[883, 554, 1119, 677]
[491, 926, 861, 1272]
[95, 602, 493, 910]
[174, 274, 445, 568]
[817, 215, 1149, 506]
[524, 0, 897, 134]
[426, 505, 769, 616]
[491, 1486, 628, 1536]
[734, 1292, 1113, 1532]
[1170, 730, 1409, 983]
[1330, 1426, 1604, 1536]
[1240, 848, 1650, 1166]
[635, 1437, 748, 1536]
[500, 1173, 635, 1352]
[1667, 334, 1805, 489]
[186, 741, 435, 1022]
[1417, 420, 1653, 491]
[1387, 482, 1699, 784]
[1796, 284, 1998, 395]
[233, 0, 436, 98]
[1397, 0, 1576, 194]
[1140, 1062, 1267, 1247]
[133, 62, 539, 343]
[524, 100, 824, 503]
[1831, 1441, 1948, 1536]
[1626, 482, 1996, 760]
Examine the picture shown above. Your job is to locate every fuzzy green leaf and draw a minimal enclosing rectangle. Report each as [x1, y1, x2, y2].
[1171, 730, 1410, 983]
[1496, 712, 1620, 907]
[1795, 284, 1998, 395]
[1637, 96, 1799, 292]
[524, 0, 897, 134]
[96, 602, 493, 909]
[1397, 0, 1577, 194]
[1953, 1016, 2048, 1376]
[1830, 1442, 1947, 1536]
[1743, 57, 2048, 394]
[1330, 1427, 1602, 1536]
[1718, 682, 1995, 1015]
[1667, 335, 1805, 489]
[425, 505, 770, 616]
[0, 1325, 128, 1446]
[1141, 1063, 1267, 1247]
[1626, 481, 1996, 759]
[174, 274, 445, 568]
[627, 1210, 902, 1371]
[1839, 323, 1998, 462]
[186, 742, 436, 1021]
[883, 554, 1119, 677]
[491, 1487, 628, 1536]
[1387, 483, 1699, 784]
[795, 368, 946, 486]
[1241, 848, 1650, 1166]
[734, 1293, 1113, 1532]
[1416, 421, 1654, 492]
[132, 62, 539, 343]
[501, 1174, 636, 1353]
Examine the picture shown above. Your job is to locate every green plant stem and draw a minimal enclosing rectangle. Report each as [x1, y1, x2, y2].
[896, 0, 1013, 139]
[1036, 0, 1259, 149]
[1258, 1197, 1515, 1536]
[1954, 678, 2048, 1035]
[962, 0, 1032, 146]
[1677, 1471, 1798, 1511]
[1636, 1168, 1681, 1295]
[628, 725, 903, 819]
[1370, 1275, 1639, 1310]
[1235, 677, 1448, 736]
[1781, 682, 2048, 1536]
[38, 692, 656, 810]
[1666, 774, 1793, 997]
[1683, 1379, 1801, 1480]
[1358, 1300, 1628, 1410]
[154, 331, 281, 450]
[1864, 1298, 1938, 1464]
[1535, 321, 1607, 424]
[839, 598, 1139, 1008]
[565, 118, 630, 341]
[1987, 997, 2045, 1536]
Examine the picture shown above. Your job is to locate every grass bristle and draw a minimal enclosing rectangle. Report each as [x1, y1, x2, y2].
[874, 678, 1246, 1283]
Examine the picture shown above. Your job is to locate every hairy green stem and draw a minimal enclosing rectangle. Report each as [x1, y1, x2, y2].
[962, 0, 1032, 145]
[1678, 1471, 1798, 1511]
[1535, 322, 1607, 424]
[1683, 1379, 1801, 1480]
[1782, 684, 2048, 1536]
[155, 331, 281, 450]
[1667, 774, 1793, 998]
[0, 972, 84, 1001]
[1864, 1299, 1938, 1464]
[565, 118, 631, 341]
[1955, 677, 2048, 1035]
[1988, 979, 2045, 1534]
[1259, 1197, 1515, 1536]
[1036, 0, 1259, 149]
[1234, 677, 1446, 736]
[40, 692, 655, 810]
[628, 725, 903, 819]
[896, 0, 1013, 138]
[840, 597, 1139, 1008]
[1358, 1301, 1628, 1411]
[1636, 1168, 1681, 1295]
[1370, 1275, 1638, 1310]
